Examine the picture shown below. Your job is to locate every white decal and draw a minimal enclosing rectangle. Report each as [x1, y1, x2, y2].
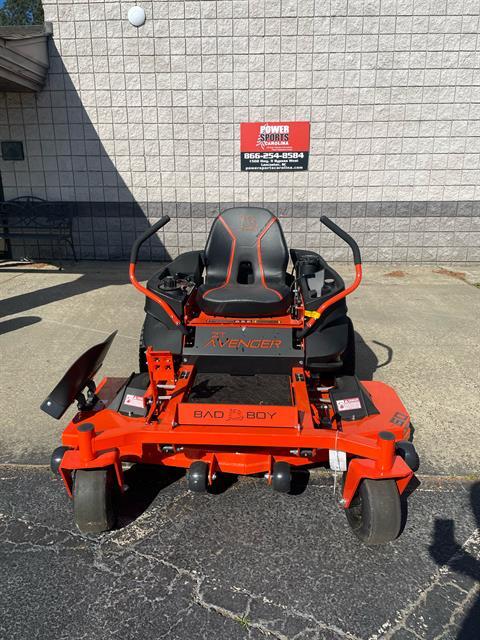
[336, 397, 362, 411]
[329, 449, 347, 471]
[124, 394, 144, 409]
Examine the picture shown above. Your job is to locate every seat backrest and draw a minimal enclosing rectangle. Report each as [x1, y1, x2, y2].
[204, 207, 289, 287]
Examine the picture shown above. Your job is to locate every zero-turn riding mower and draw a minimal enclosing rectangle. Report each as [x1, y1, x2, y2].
[42, 207, 419, 544]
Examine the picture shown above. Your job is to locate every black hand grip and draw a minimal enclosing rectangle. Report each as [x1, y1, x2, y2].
[320, 215, 362, 265]
[130, 216, 170, 264]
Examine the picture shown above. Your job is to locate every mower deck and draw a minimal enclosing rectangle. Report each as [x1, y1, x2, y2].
[58, 365, 413, 509]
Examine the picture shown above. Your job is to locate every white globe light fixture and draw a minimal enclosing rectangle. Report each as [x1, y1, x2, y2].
[128, 6, 146, 27]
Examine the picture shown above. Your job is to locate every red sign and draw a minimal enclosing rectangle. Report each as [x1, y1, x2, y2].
[240, 121, 310, 171]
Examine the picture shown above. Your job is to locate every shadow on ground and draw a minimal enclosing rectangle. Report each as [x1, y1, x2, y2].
[115, 463, 313, 529]
[1, 37, 168, 329]
[355, 331, 393, 381]
[429, 481, 480, 640]
[0, 265, 127, 323]
[116, 465, 185, 529]
[0, 260, 160, 336]
[0, 314, 41, 335]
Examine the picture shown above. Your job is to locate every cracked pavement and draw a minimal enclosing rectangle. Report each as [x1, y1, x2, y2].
[1, 466, 478, 640]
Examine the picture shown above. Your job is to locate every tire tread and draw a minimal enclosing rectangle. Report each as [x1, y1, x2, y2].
[73, 468, 116, 533]
[346, 478, 401, 545]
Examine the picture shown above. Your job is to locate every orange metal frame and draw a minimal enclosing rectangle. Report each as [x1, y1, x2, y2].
[59, 359, 413, 507]
[59, 258, 414, 508]
[129, 263, 184, 328]
[303, 264, 362, 332]
[187, 310, 303, 328]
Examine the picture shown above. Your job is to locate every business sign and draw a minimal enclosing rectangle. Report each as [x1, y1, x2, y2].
[240, 121, 310, 171]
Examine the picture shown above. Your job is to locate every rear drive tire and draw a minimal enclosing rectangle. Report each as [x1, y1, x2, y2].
[73, 468, 116, 533]
[345, 478, 401, 545]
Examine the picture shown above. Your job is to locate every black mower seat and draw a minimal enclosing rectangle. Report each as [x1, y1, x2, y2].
[197, 207, 292, 317]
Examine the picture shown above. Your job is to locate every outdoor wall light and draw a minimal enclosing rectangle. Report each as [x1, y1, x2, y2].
[127, 6, 146, 27]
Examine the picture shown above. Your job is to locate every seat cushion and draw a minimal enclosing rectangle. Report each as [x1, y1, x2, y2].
[197, 207, 292, 317]
[197, 282, 292, 317]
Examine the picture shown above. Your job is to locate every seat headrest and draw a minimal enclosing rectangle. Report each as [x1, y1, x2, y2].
[214, 207, 278, 246]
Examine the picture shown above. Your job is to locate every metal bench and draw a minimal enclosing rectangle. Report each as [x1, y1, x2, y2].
[0, 197, 76, 261]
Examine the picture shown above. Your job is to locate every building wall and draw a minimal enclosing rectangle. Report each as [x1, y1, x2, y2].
[1, 0, 479, 262]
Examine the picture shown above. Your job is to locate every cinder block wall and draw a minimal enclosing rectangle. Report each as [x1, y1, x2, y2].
[0, 0, 479, 261]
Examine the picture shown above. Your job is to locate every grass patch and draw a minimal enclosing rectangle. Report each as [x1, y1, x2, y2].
[235, 615, 251, 629]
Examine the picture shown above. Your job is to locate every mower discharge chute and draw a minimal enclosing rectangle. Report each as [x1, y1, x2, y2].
[43, 207, 419, 544]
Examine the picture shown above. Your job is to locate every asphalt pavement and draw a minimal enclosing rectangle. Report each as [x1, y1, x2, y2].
[1, 466, 479, 640]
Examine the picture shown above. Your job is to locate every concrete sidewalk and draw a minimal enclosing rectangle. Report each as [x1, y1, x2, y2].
[0, 260, 479, 475]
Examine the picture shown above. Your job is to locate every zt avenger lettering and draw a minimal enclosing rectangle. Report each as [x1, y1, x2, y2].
[182, 326, 299, 375]
[204, 331, 282, 350]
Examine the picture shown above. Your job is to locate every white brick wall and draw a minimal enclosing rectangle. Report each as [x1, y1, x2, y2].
[0, 0, 479, 261]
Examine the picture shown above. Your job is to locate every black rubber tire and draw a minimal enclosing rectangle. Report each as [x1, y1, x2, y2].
[50, 446, 70, 475]
[272, 461, 292, 493]
[187, 461, 208, 493]
[139, 320, 147, 372]
[73, 468, 116, 533]
[396, 440, 420, 472]
[345, 478, 401, 545]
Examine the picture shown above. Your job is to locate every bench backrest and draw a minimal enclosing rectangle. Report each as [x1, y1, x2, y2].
[0, 201, 72, 231]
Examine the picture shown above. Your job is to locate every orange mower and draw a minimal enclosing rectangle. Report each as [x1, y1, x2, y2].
[43, 207, 419, 544]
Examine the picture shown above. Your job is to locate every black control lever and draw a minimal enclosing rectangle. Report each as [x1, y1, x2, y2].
[320, 216, 362, 265]
[130, 216, 170, 265]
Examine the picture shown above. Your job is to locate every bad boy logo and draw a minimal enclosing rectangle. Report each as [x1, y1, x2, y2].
[240, 214, 258, 233]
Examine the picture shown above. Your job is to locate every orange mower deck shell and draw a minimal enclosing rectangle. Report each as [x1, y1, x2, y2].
[59, 368, 414, 507]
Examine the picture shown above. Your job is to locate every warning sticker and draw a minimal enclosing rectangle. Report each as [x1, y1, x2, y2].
[124, 394, 144, 409]
[336, 397, 362, 412]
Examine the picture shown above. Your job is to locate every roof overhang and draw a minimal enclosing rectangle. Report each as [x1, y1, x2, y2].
[0, 22, 52, 92]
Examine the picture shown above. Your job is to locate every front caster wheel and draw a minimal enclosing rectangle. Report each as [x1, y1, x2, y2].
[396, 440, 420, 472]
[187, 461, 208, 493]
[272, 461, 292, 493]
[50, 446, 70, 475]
[73, 468, 117, 533]
[345, 479, 401, 545]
